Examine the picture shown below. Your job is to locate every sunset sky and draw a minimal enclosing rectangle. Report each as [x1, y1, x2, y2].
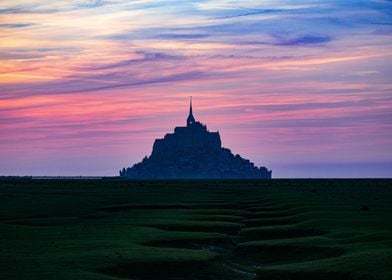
[1, 0, 391, 177]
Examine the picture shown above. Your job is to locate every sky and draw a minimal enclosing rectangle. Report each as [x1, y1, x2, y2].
[0, 0, 391, 178]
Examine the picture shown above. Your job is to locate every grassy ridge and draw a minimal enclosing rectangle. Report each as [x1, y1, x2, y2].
[0, 179, 391, 279]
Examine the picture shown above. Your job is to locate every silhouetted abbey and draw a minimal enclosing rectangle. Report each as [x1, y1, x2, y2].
[120, 98, 271, 179]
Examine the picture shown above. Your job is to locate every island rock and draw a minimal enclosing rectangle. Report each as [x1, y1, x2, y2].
[120, 98, 272, 179]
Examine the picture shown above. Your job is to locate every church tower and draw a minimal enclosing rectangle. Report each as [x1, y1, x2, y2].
[187, 96, 196, 126]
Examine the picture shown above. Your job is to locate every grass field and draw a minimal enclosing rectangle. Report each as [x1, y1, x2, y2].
[0, 179, 391, 280]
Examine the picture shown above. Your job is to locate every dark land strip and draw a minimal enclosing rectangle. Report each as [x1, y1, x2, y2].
[0, 179, 391, 280]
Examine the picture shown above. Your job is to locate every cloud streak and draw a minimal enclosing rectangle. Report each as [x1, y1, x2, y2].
[0, 0, 391, 177]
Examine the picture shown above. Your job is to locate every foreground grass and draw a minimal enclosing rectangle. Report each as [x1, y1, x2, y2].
[0, 179, 391, 279]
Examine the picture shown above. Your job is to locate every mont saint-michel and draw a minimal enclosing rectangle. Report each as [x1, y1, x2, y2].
[120, 98, 272, 179]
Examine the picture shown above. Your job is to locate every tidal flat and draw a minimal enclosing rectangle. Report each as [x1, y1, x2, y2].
[0, 179, 391, 280]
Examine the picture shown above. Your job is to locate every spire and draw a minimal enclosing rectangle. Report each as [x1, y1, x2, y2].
[190, 96, 193, 115]
[187, 96, 196, 126]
